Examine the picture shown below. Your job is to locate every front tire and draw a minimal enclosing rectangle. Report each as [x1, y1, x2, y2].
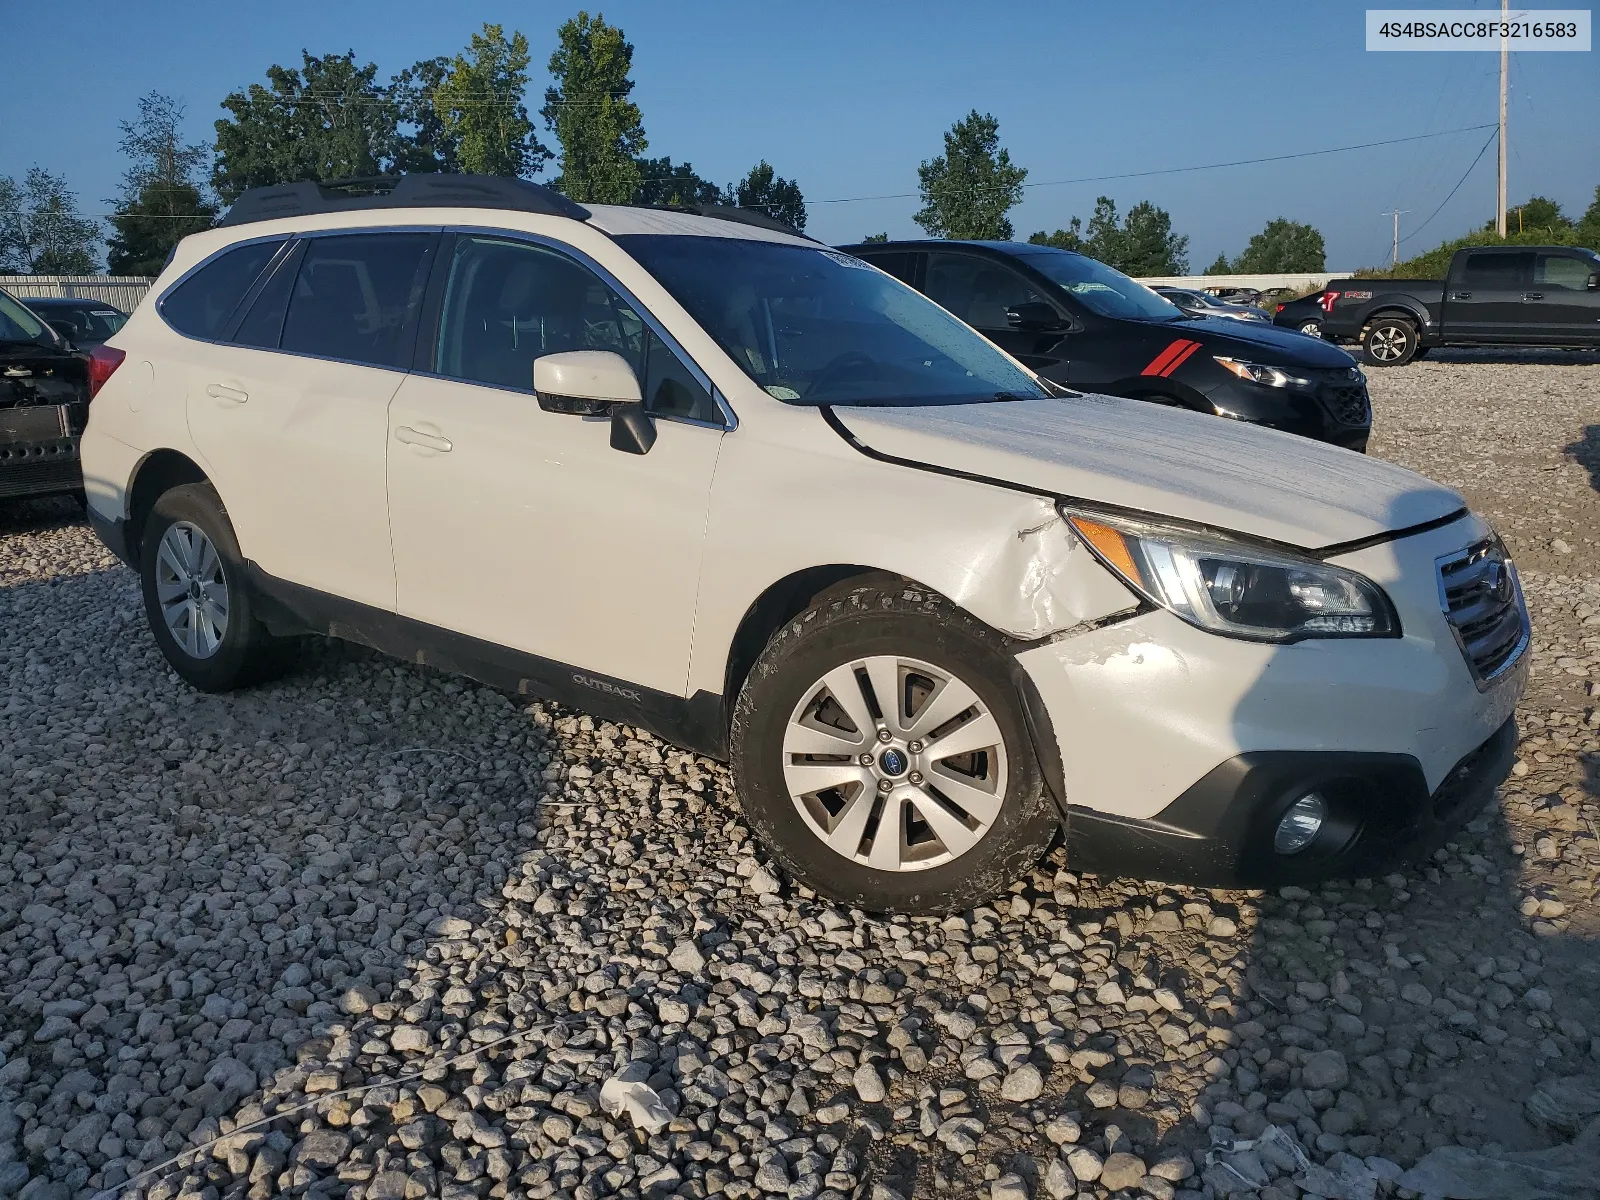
[139, 483, 294, 692]
[731, 577, 1059, 914]
[1362, 316, 1418, 366]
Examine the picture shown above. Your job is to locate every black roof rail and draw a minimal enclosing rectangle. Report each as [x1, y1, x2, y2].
[639, 203, 814, 241]
[218, 174, 590, 227]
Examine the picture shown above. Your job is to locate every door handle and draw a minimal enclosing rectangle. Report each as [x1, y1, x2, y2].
[205, 383, 248, 404]
[1521, 292, 1545, 301]
[395, 426, 452, 452]
[1450, 292, 1472, 300]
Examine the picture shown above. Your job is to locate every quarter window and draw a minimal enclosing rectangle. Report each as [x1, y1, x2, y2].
[433, 235, 719, 422]
[280, 233, 433, 368]
[161, 239, 286, 340]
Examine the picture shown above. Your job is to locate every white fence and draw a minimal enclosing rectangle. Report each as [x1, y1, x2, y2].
[0, 275, 154, 311]
[0, 268, 1342, 318]
[1135, 272, 1344, 292]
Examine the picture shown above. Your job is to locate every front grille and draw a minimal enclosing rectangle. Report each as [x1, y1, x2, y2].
[1320, 384, 1371, 426]
[1437, 538, 1529, 688]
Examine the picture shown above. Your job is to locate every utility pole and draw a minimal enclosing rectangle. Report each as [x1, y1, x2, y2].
[1497, 0, 1509, 236]
[1382, 209, 1411, 266]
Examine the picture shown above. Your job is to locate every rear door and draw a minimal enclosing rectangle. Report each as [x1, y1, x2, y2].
[185, 230, 435, 610]
[1527, 251, 1600, 345]
[920, 250, 1072, 380]
[1446, 251, 1532, 342]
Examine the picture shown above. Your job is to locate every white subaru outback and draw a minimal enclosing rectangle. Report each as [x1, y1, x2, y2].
[81, 175, 1528, 913]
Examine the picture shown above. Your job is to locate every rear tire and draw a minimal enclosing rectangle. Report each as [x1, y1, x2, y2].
[1362, 316, 1418, 366]
[139, 483, 295, 692]
[1298, 320, 1323, 338]
[731, 576, 1060, 914]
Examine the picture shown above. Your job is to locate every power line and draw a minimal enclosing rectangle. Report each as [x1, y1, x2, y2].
[0, 122, 1502, 223]
[807, 122, 1497, 205]
[1397, 128, 1499, 245]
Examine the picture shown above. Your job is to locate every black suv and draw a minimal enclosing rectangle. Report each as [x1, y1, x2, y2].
[840, 240, 1372, 450]
[0, 287, 92, 503]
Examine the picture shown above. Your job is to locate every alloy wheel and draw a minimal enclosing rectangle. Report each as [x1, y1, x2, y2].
[1299, 321, 1322, 338]
[781, 655, 1008, 871]
[154, 521, 230, 658]
[1369, 325, 1409, 361]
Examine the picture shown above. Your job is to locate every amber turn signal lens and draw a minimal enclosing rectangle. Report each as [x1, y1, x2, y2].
[1067, 515, 1141, 583]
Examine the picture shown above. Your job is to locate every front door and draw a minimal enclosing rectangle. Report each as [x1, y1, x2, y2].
[1447, 251, 1532, 343]
[385, 233, 724, 696]
[185, 230, 435, 610]
[1528, 251, 1600, 346]
[921, 250, 1072, 381]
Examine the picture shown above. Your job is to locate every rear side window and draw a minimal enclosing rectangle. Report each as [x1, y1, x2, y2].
[1459, 253, 1525, 289]
[233, 244, 304, 350]
[280, 233, 433, 368]
[160, 240, 286, 339]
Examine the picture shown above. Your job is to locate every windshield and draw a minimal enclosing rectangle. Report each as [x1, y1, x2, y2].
[1014, 248, 1184, 322]
[0, 290, 53, 346]
[617, 235, 1051, 406]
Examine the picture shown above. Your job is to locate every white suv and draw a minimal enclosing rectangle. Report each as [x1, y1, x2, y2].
[82, 175, 1528, 913]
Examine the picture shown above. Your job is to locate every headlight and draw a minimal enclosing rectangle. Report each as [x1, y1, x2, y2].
[1214, 356, 1310, 388]
[1064, 509, 1399, 642]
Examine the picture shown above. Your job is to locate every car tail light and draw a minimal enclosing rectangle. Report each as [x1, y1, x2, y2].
[1276, 303, 1285, 313]
[87, 344, 126, 399]
[1318, 291, 1339, 314]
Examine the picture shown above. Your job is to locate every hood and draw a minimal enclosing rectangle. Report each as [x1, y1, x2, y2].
[830, 395, 1465, 550]
[1174, 315, 1355, 366]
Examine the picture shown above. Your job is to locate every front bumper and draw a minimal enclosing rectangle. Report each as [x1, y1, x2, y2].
[1203, 377, 1371, 451]
[1015, 511, 1528, 886]
[1061, 717, 1516, 887]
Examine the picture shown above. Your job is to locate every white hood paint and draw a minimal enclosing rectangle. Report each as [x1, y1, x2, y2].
[832, 394, 1465, 549]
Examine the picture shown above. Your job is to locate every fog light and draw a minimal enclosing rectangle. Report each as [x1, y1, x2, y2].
[1274, 793, 1327, 855]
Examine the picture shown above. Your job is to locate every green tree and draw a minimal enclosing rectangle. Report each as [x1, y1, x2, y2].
[727, 161, 807, 230]
[213, 51, 396, 204]
[391, 57, 461, 174]
[1484, 194, 1571, 235]
[1232, 218, 1325, 273]
[1056, 196, 1188, 275]
[1028, 223, 1084, 252]
[860, 232, 889, 243]
[1203, 252, 1232, 276]
[1577, 185, 1600, 250]
[633, 156, 721, 207]
[0, 168, 99, 274]
[107, 93, 217, 276]
[913, 111, 1027, 240]
[435, 25, 547, 177]
[542, 12, 647, 204]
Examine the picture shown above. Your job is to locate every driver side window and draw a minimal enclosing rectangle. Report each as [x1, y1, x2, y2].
[434, 235, 719, 422]
[923, 252, 1047, 330]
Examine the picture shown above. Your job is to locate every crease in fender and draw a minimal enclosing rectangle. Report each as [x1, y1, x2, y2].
[1009, 603, 1150, 653]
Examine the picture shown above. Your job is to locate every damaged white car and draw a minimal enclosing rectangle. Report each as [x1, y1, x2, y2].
[81, 175, 1529, 913]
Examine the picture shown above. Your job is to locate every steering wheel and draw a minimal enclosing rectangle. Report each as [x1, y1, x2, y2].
[805, 350, 881, 398]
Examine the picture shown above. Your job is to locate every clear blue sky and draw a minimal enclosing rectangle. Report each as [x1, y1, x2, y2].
[4, 0, 1595, 270]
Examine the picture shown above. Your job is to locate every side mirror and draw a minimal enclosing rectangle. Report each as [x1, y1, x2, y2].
[1006, 301, 1067, 332]
[1588, 273, 1599, 291]
[45, 320, 77, 347]
[534, 350, 642, 416]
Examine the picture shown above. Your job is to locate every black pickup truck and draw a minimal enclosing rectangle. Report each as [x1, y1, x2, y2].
[1322, 244, 1600, 365]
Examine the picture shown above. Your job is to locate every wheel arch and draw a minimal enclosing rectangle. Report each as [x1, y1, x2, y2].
[720, 564, 901, 709]
[1361, 303, 1427, 333]
[126, 449, 211, 564]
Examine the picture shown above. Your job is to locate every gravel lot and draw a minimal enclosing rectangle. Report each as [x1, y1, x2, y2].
[1, 351, 1597, 1200]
